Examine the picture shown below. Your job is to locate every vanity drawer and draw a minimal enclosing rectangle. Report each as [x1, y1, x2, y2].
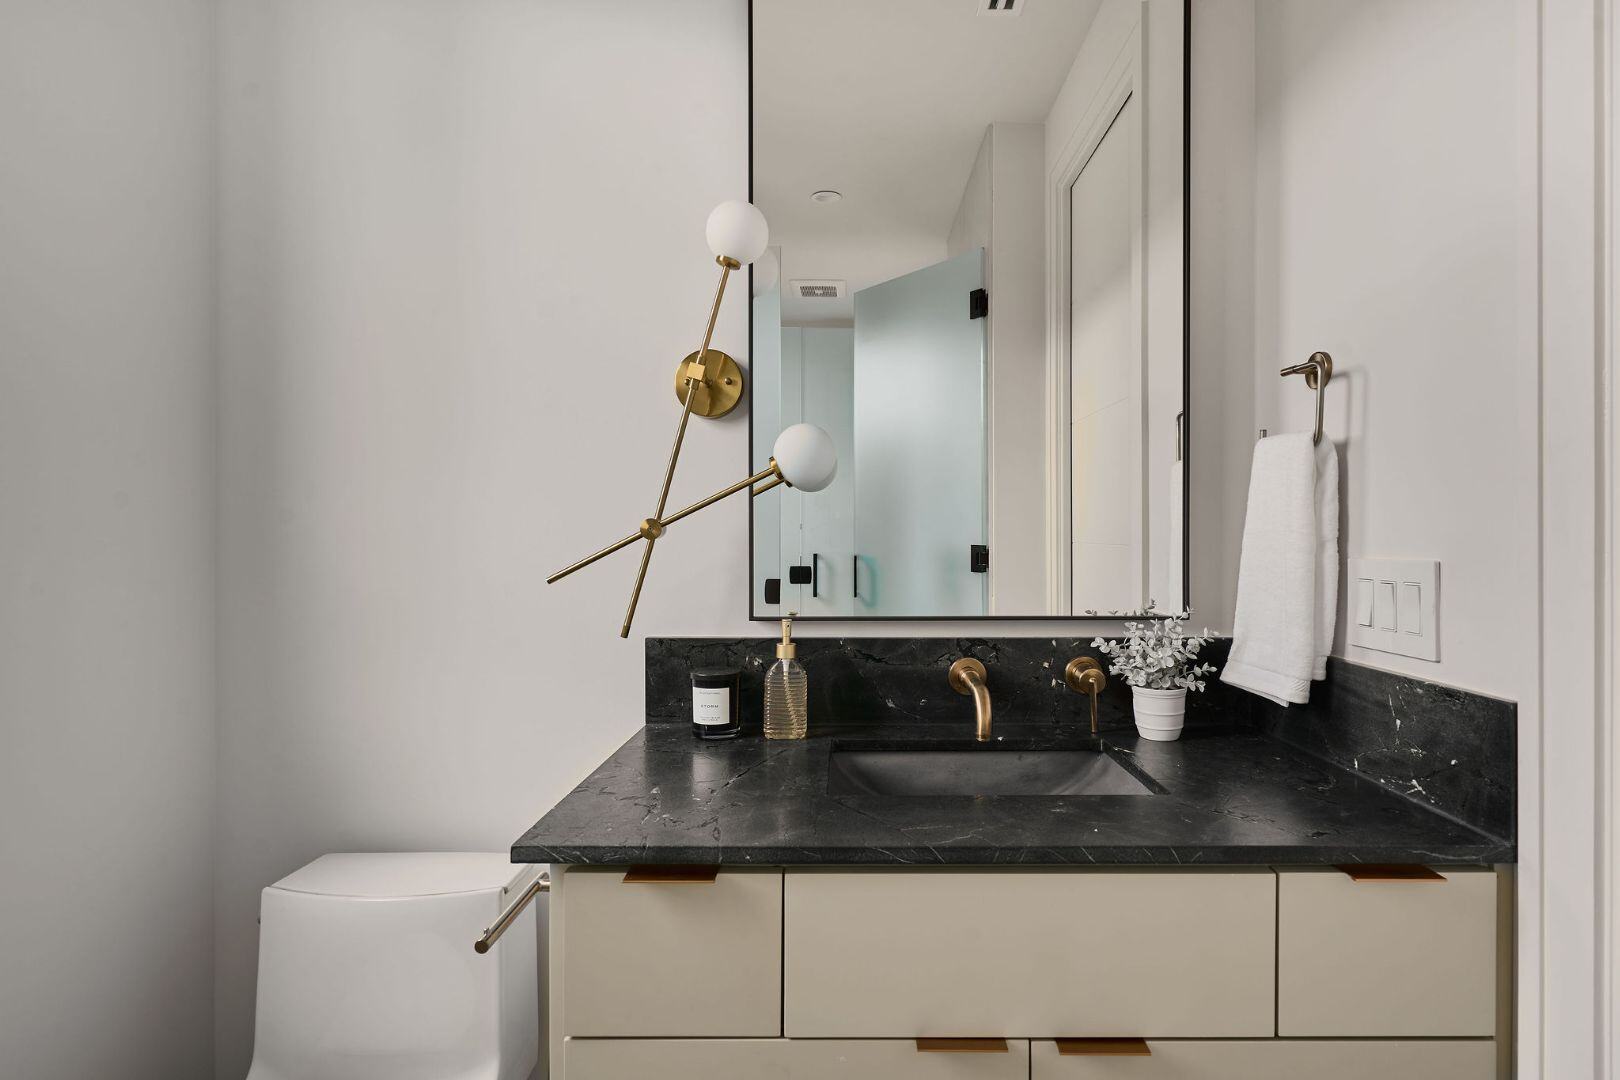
[566, 1038, 1031, 1079]
[1276, 866, 1497, 1036]
[1029, 1038, 1495, 1078]
[557, 866, 782, 1037]
[783, 869, 1275, 1038]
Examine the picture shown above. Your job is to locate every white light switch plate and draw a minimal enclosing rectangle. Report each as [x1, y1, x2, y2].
[1347, 558, 1439, 661]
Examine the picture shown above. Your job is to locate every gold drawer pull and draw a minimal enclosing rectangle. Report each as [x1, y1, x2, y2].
[621, 865, 720, 883]
[1055, 1038, 1151, 1056]
[915, 1038, 1008, 1053]
[1335, 864, 1446, 882]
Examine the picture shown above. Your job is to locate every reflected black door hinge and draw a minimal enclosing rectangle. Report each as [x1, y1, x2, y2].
[764, 578, 781, 605]
[970, 544, 990, 573]
[969, 289, 988, 319]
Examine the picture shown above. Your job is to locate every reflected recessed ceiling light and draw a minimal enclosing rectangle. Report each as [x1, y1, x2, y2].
[810, 190, 843, 204]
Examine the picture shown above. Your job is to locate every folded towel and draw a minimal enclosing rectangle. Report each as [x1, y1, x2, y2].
[1221, 434, 1338, 706]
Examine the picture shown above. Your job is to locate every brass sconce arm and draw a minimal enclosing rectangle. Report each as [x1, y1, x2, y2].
[622, 255, 744, 639]
[547, 458, 787, 600]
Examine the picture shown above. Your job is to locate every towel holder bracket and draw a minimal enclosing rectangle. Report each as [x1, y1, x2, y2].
[1279, 351, 1334, 444]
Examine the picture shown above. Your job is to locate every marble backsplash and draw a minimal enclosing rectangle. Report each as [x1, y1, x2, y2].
[1252, 658, 1516, 842]
[646, 636, 1242, 735]
[646, 636, 1516, 843]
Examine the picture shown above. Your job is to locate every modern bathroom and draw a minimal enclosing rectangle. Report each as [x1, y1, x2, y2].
[1, 1, 1611, 1078]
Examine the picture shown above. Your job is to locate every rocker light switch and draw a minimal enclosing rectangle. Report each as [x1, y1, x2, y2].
[1355, 578, 1375, 626]
[1374, 581, 1397, 630]
[1348, 558, 1439, 661]
[1399, 582, 1422, 634]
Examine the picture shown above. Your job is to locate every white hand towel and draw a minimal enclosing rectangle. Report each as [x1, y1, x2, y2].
[1221, 434, 1338, 706]
[1312, 438, 1339, 680]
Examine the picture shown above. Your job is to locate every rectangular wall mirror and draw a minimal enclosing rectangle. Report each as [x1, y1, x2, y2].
[749, 0, 1189, 620]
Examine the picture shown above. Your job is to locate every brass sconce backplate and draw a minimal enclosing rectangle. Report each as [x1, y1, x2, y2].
[673, 349, 745, 419]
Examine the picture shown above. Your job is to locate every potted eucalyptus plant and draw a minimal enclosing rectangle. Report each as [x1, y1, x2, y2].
[1091, 611, 1216, 742]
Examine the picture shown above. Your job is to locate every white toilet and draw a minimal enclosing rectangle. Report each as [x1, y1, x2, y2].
[247, 852, 540, 1080]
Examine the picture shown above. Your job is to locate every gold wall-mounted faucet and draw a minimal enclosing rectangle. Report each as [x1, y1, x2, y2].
[948, 658, 993, 742]
[1064, 657, 1107, 736]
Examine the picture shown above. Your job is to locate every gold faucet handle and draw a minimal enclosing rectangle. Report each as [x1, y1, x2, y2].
[1064, 656, 1105, 694]
[1064, 657, 1107, 736]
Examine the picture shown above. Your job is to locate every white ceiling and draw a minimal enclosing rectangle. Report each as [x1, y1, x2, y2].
[753, 0, 1103, 324]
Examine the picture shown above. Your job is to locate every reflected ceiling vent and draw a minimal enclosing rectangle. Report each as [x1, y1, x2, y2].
[790, 279, 847, 300]
[978, 0, 1022, 14]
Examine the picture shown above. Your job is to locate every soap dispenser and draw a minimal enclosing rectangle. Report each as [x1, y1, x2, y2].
[764, 615, 807, 740]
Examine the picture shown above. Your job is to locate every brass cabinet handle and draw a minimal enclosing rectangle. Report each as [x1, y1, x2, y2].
[1335, 864, 1445, 882]
[1055, 1038, 1151, 1056]
[621, 865, 719, 883]
[915, 1038, 1008, 1053]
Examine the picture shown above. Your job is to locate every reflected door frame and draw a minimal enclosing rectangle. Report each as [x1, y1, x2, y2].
[1044, 25, 1147, 615]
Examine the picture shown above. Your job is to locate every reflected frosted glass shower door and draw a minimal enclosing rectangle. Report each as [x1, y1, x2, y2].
[852, 250, 987, 616]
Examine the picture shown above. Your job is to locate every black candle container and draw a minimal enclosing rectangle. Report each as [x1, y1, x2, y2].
[690, 667, 742, 739]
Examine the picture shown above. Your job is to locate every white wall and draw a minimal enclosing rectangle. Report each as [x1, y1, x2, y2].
[947, 128, 991, 262]
[213, 1, 752, 1074]
[0, 3, 217, 1078]
[1250, 0, 1538, 704]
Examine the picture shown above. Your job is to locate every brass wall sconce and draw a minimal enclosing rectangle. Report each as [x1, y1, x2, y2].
[548, 201, 839, 637]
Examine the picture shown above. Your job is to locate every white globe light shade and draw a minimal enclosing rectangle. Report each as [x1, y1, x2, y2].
[773, 424, 838, 492]
[751, 248, 780, 297]
[706, 200, 770, 265]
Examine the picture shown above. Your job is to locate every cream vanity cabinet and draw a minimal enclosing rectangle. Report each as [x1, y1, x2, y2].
[549, 866, 1508, 1079]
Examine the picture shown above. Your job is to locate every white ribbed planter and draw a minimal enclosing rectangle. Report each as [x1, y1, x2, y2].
[1131, 687, 1187, 742]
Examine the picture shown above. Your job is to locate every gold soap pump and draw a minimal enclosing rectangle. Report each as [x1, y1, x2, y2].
[764, 615, 807, 740]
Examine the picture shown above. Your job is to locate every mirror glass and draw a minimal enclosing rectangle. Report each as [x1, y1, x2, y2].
[750, 0, 1187, 619]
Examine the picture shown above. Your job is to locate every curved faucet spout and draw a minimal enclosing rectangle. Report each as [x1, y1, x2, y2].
[948, 658, 993, 742]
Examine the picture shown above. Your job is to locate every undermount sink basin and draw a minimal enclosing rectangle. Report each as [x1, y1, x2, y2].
[825, 747, 1154, 797]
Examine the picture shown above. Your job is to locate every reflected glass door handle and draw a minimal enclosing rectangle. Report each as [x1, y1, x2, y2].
[852, 555, 859, 599]
[811, 552, 820, 598]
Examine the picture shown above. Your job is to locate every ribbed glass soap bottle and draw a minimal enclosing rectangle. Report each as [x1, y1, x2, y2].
[764, 615, 808, 740]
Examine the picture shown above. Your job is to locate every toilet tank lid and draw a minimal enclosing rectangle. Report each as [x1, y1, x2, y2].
[269, 853, 532, 899]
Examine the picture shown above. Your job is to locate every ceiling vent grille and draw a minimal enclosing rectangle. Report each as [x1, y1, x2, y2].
[978, 0, 1022, 14]
[791, 279, 847, 300]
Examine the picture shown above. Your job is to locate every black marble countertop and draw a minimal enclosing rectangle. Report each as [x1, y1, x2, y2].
[512, 722, 1514, 866]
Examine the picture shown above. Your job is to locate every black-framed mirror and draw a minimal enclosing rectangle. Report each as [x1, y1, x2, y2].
[748, 0, 1189, 621]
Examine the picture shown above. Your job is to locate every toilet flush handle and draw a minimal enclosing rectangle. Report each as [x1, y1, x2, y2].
[474, 871, 550, 954]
